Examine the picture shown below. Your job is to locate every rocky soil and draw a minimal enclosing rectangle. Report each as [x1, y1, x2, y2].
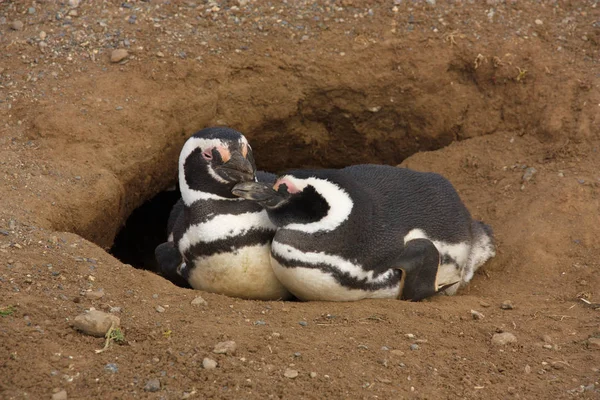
[1, 1, 599, 399]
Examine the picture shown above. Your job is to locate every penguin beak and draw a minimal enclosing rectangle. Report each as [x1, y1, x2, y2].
[215, 150, 255, 183]
[232, 182, 289, 208]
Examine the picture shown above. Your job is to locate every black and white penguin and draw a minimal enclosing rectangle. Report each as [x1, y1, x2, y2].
[154, 127, 290, 300]
[232, 165, 495, 302]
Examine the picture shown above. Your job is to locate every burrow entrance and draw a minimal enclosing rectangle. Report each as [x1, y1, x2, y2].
[108, 87, 467, 279]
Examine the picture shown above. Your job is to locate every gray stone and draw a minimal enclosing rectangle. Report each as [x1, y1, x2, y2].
[104, 363, 118, 373]
[492, 332, 517, 346]
[501, 300, 514, 310]
[522, 167, 537, 182]
[587, 337, 600, 349]
[52, 390, 68, 400]
[110, 49, 128, 63]
[144, 378, 160, 392]
[85, 289, 104, 300]
[213, 340, 236, 355]
[11, 21, 24, 31]
[202, 358, 217, 369]
[73, 310, 120, 337]
[284, 368, 299, 379]
[471, 309, 485, 320]
[409, 344, 420, 351]
[191, 296, 207, 306]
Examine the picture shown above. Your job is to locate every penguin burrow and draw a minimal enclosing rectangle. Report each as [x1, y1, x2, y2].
[232, 165, 496, 302]
[154, 127, 291, 300]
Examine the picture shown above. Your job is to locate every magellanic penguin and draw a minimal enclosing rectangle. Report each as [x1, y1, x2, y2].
[154, 127, 291, 300]
[232, 165, 495, 302]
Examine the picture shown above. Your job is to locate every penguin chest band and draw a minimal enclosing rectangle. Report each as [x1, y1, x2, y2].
[270, 241, 402, 301]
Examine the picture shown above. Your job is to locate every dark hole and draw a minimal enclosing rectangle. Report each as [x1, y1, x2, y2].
[110, 187, 181, 274]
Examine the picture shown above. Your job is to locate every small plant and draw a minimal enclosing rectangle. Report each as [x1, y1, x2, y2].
[0, 305, 16, 317]
[95, 324, 125, 353]
[516, 66, 528, 82]
[109, 328, 125, 344]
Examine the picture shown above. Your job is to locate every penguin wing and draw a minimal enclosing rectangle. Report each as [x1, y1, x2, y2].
[389, 238, 458, 302]
[167, 198, 184, 237]
[154, 241, 191, 288]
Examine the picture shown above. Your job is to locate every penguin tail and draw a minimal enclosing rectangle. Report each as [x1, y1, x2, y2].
[463, 220, 496, 284]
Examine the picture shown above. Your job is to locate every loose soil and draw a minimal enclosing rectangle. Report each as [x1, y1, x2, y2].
[1, 1, 599, 399]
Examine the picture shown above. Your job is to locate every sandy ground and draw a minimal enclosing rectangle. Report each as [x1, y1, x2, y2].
[1, 1, 599, 399]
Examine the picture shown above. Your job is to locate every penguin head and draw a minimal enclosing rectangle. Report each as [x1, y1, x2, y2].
[232, 175, 333, 227]
[179, 127, 256, 204]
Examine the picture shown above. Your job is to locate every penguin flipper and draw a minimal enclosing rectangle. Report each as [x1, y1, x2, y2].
[154, 241, 191, 289]
[393, 238, 450, 302]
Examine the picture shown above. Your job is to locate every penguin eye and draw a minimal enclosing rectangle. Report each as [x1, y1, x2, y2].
[202, 148, 213, 160]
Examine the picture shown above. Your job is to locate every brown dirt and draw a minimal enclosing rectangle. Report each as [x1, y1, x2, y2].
[1, 1, 599, 399]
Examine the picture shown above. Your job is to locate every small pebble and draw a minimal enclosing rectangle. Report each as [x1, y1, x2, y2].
[405, 333, 415, 339]
[52, 390, 68, 400]
[479, 301, 491, 308]
[522, 167, 537, 182]
[202, 358, 217, 370]
[254, 320, 266, 326]
[501, 300, 514, 310]
[535, 19, 543, 25]
[191, 296, 207, 306]
[587, 337, 600, 349]
[213, 340, 236, 355]
[491, 332, 517, 346]
[543, 344, 553, 349]
[68, 0, 80, 7]
[542, 335, 552, 343]
[284, 368, 299, 379]
[471, 310, 485, 320]
[391, 349, 404, 356]
[310, 372, 317, 378]
[39, 31, 47, 40]
[409, 344, 420, 351]
[156, 51, 165, 58]
[85, 289, 104, 300]
[298, 321, 308, 327]
[155, 305, 165, 313]
[525, 364, 532, 374]
[144, 378, 161, 392]
[28, 7, 36, 14]
[11, 20, 24, 31]
[110, 49, 128, 63]
[104, 363, 118, 373]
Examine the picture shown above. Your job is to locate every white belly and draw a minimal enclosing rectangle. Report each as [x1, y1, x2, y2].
[270, 256, 401, 302]
[187, 244, 291, 300]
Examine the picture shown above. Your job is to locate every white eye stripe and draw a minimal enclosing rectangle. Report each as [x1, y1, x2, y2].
[281, 177, 353, 233]
[179, 137, 236, 205]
